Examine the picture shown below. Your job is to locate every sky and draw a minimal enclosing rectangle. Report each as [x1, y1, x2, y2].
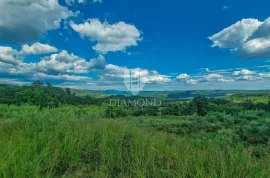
[1, 0, 270, 91]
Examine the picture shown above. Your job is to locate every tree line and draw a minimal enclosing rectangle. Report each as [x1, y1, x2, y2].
[1, 81, 270, 117]
[0, 81, 101, 108]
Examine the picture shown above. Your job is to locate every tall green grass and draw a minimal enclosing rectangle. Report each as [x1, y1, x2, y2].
[0, 105, 269, 177]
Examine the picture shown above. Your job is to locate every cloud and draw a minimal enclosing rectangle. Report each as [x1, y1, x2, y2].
[21, 43, 58, 55]
[258, 72, 270, 78]
[0, 46, 21, 65]
[0, 0, 74, 44]
[249, 18, 270, 40]
[0, 45, 108, 84]
[236, 75, 256, 81]
[88, 55, 106, 70]
[235, 38, 270, 58]
[0, 44, 173, 90]
[232, 69, 258, 80]
[186, 79, 197, 85]
[176, 73, 198, 85]
[34, 73, 90, 82]
[208, 17, 270, 58]
[70, 19, 141, 53]
[103, 64, 171, 84]
[209, 19, 261, 49]
[209, 17, 270, 59]
[65, 0, 102, 6]
[146, 75, 171, 83]
[176, 73, 190, 80]
[0, 78, 31, 86]
[1, 44, 270, 90]
[93, 0, 103, 3]
[0, 43, 59, 66]
[65, 0, 85, 5]
[37, 50, 105, 74]
[200, 73, 223, 82]
[217, 78, 234, 83]
[189, 73, 235, 83]
[232, 69, 256, 76]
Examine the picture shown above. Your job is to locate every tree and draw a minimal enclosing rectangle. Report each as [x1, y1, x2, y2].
[32, 80, 42, 88]
[242, 100, 255, 110]
[65, 88, 71, 96]
[182, 101, 197, 115]
[46, 82, 52, 88]
[163, 103, 181, 116]
[193, 97, 209, 116]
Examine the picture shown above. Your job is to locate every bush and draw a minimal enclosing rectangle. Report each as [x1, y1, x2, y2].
[240, 120, 270, 144]
[238, 110, 268, 121]
[214, 129, 240, 146]
[105, 105, 127, 118]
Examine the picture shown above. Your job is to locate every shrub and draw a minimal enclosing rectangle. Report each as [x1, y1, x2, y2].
[240, 120, 270, 144]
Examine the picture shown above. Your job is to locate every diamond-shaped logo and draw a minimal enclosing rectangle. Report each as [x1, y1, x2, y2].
[124, 69, 145, 95]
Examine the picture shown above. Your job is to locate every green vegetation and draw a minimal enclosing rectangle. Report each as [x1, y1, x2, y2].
[1, 105, 270, 177]
[231, 93, 270, 104]
[1, 82, 270, 177]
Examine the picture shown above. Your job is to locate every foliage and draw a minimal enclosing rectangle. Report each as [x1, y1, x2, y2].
[2, 82, 270, 119]
[0, 105, 270, 177]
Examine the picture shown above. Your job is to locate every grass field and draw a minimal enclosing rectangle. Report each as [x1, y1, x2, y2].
[1, 105, 270, 177]
[231, 95, 270, 104]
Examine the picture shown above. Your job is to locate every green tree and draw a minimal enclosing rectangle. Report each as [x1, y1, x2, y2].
[193, 97, 209, 116]
[32, 80, 42, 88]
[65, 88, 71, 96]
[182, 101, 197, 115]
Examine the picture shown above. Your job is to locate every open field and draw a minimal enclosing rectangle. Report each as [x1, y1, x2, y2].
[1, 105, 270, 178]
[2, 0, 270, 177]
[1, 84, 270, 177]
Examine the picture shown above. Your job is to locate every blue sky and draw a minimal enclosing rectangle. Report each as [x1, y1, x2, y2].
[1, 0, 270, 91]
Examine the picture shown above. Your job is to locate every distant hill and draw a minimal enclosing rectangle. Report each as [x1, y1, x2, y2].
[71, 89, 270, 99]
[2, 83, 270, 100]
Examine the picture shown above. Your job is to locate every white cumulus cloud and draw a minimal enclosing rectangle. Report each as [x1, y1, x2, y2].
[217, 78, 234, 83]
[70, 19, 141, 53]
[176, 73, 190, 80]
[236, 38, 270, 58]
[37, 50, 105, 74]
[0, 46, 21, 65]
[186, 79, 197, 85]
[176, 73, 198, 85]
[21, 43, 58, 55]
[258, 72, 270, 78]
[200, 73, 223, 82]
[208, 17, 270, 59]
[236, 75, 256, 80]
[209, 19, 262, 49]
[0, 46, 108, 84]
[232, 69, 256, 76]
[34, 73, 90, 82]
[103, 64, 171, 84]
[0, 0, 74, 44]
[65, 0, 102, 6]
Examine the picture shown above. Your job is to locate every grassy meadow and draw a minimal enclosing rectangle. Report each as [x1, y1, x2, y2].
[1, 104, 270, 178]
